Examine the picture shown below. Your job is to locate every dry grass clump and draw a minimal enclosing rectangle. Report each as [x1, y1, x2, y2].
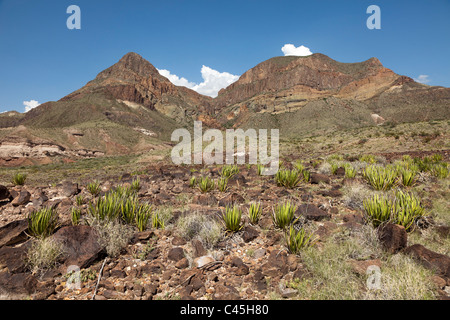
[26, 238, 64, 275]
[89, 218, 135, 258]
[176, 212, 224, 249]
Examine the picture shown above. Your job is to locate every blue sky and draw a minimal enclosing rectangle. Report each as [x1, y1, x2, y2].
[0, 0, 449, 113]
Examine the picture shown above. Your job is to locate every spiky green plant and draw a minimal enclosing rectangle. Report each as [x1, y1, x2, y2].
[12, 173, 27, 186]
[151, 212, 165, 229]
[198, 176, 215, 193]
[392, 190, 425, 231]
[87, 180, 101, 197]
[294, 160, 305, 173]
[272, 201, 297, 229]
[120, 195, 139, 225]
[359, 154, 376, 164]
[398, 167, 417, 187]
[257, 164, 264, 176]
[75, 195, 84, 206]
[363, 194, 393, 228]
[87, 192, 122, 221]
[285, 225, 315, 254]
[330, 163, 339, 175]
[363, 165, 397, 191]
[217, 177, 229, 192]
[189, 176, 197, 188]
[131, 177, 141, 192]
[248, 202, 262, 225]
[430, 163, 449, 178]
[135, 203, 153, 232]
[344, 164, 357, 178]
[302, 169, 311, 182]
[71, 207, 82, 226]
[28, 207, 59, 238]
[275, 169, 301, 188]
[219, 165, 239, 178]
[222, 205, 243, 232]
[114, 185, 135, 198]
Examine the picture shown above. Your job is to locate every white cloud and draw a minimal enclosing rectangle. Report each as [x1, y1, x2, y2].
[281, 44, 313, 56]
[158, 66, 239, 98]
[23, 100, 40, 112]
[414, 75, 430, 84]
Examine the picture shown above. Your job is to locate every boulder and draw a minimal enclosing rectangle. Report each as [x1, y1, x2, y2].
[295, 204, 331, 221]
[242, 225, 259, 243]
[403, 244, 450, 279]
[0, 219, 29, 248]
[0, 185, 10, 201]
[377, 223, 407, 254]
[60, 181, 80, 197]
[167, 247, 185, 262]
[310, 173, 330, 184]
[51, 225, 104, 269]
[11, 190, 31, 207]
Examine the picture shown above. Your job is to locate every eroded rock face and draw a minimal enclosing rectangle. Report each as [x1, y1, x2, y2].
[404, 244, 450, 279]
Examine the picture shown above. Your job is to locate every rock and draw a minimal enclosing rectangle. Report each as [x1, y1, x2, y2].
[0, 185, 10, 201]
[431, 276, 447, 289]
[213, 284, 240, 300]
[280, 287, 297, 298]
[31, 191, 48, 207]
[191, 239, 207, 258]
[253, 248, 266, 259]
[167, 247, 185, 262]
[171, 236, 187, 246]
[193, 194, 217, 206]
[175, 257, 189, 269]
[218, 192, 245, 207]
[0, 219, 29, 248]
[403, 244, 450, 279]
[242, 225, 259, 243]
[0, 242, 31, 273]
[0, 272, 37, 297]
[11, 190, 31, 207]
[377, 223, 407, 254]
[310, 173, 330, 184]
[52, 225, 104, 269]
[261, 250, 289, 277]
[193, 255, 215, 268]
[253, 270, 267, 292]
[435, 225, 450, 239]
[295, 204, 331, 221]
[227, 174, 247, 186]
[349, 259, 382, 276]
[61, 181, 80, 197]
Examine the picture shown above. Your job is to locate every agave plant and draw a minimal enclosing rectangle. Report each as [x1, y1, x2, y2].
[12, 173, 27, 186]
[189, 176, 197, 188]
[248, 202, 262, 225]
[86, 180, 101, 197]
[219, 165, 239, 178]
[392, 190, 425, 231]
[344, 164, 357, 178]
[28, 207, 59, 238]
[88, 192, 122, 221]
[198, 176, 215, 193]
[285, 225, 315, 254]
[217, 177, 229, 192]
[363, 194, 393, 228]
[222, 205, 243, 232]
[272, 201, 297, 229]
[398, 167, 417, 187]
[135, 203, 153, 232]
[71, 207, 82, 226]
[363, 165, 397, 191]
[275, 169, 302, 188]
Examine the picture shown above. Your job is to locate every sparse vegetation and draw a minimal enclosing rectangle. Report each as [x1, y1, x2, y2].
[272, 201, 297, 229]
[222, 205, 243, 232]
[248, 202, 262, 224]
[12, 173, 27, 186]
[198, 176, 215, 193]
[27, 207, 59, 238]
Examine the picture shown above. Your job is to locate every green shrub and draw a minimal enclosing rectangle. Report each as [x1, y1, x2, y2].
[248, 202, 262, 225]
[392, 190, 425, 231]
[28, 207, 59, 238]
[135, 203, 153, 232]
[363, 165, 397, 191]
[151, 212, 165, 229]
[75, 195, 84, 206]
[198, 176, 215, 193]
[430, 163, 449, 178]
[131, 176, 141, 192]
[87, 192, 122, 222]
[302, 169, 311, 182]
[398, 167, 417, 187]
[285, 225, 315, 254]
[12, 173, 27, 186]
[330, 163, 339, 175]
[222, 205, 243, 232]
[257, 164, 265, 176]
[360, 154, 376, 164]
[189, 176, 197, 188]
[272, 201, 297, 229]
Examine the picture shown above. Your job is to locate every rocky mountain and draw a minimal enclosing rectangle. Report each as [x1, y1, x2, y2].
[213, 53, 450, 136]
[0, 52, 449, 164]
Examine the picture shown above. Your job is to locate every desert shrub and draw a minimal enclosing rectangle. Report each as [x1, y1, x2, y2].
[222, 205, 243, 232]
[91, 218, 134, 258]
[86, 180, 101, 196]
[198, 176, 215, 193]
[12, 173, 27, 186]
[275, 169, 301, 188]
[285, 225, 315, 254]
[26, 238, 64, 274]
[28, 207, 59, 238]
[272, 201, 297, 229]
[248, 202, 262, 224]
[176, 212, 223, 248]
[363, 165, 397, 191]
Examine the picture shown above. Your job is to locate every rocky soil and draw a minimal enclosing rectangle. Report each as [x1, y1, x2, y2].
[0, 158, 449, 301]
